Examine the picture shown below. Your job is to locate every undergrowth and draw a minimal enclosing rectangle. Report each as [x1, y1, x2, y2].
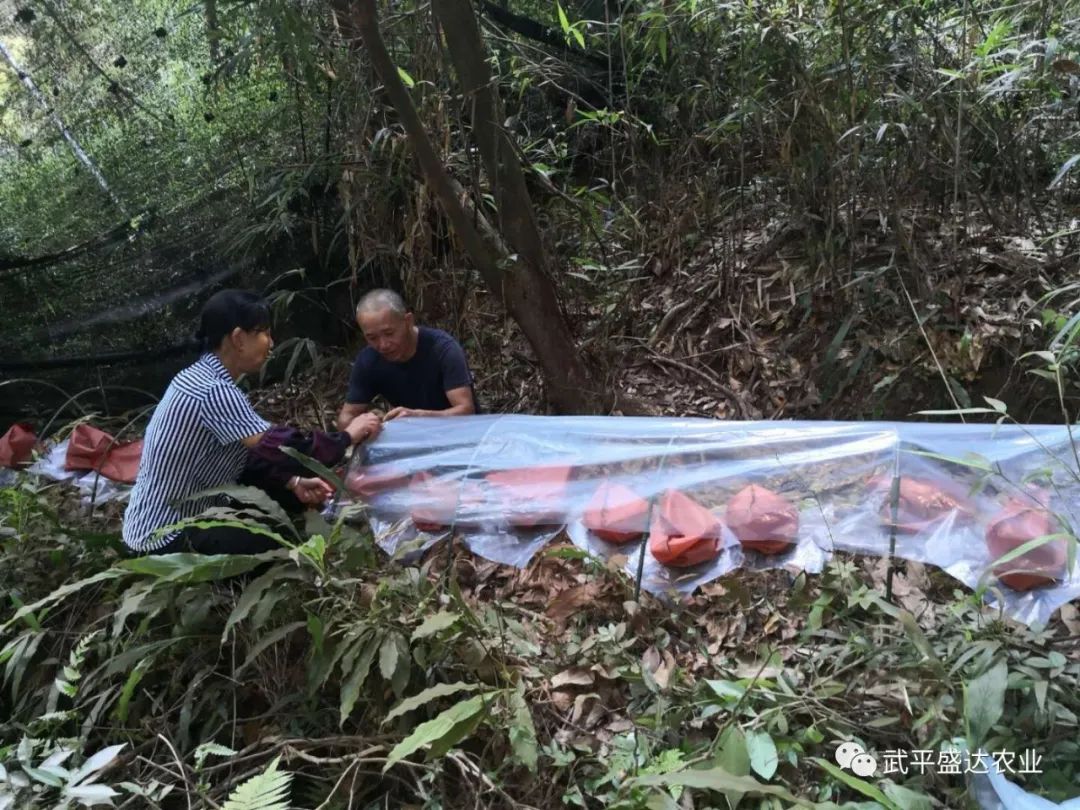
[0, 479, 1077, 809]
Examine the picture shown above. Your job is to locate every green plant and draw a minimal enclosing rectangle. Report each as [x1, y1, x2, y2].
[0, 740, 125, 810]
[220, 756, 291, 810]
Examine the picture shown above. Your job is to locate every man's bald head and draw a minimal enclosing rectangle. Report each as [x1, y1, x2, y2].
[357, 289, 408, 319]
[356, 289, 417, 362]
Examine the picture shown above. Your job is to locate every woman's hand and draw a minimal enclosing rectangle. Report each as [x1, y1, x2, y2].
[288, 476, 334, 505]
[345, 412, 382, 445]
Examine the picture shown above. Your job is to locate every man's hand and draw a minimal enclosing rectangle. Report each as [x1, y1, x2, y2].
[345, 412, 382, 444]
[336, 402, 368, 431]
[384, 389, 473, 420]
[288, 476, 334, 505]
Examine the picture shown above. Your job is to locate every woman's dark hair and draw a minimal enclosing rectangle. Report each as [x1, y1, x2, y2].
[196, 289, 271, 350]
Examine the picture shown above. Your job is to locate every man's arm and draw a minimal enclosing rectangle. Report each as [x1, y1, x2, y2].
[339, 350, 378, 430]
[336, 402, 370, 431]
[384, 387, 474, 420]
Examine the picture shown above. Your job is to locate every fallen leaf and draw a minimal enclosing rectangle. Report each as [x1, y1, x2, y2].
[655, 649, 677, 690]
[733, 660, 782, 679]
[546, 583, 601, 628]
[1060, 604, 1080, 635]
[906, 561, 931, 591]
[551, 690, 574, 713]
[571, 693, 599, 724]
[641, 646, 677, 690]
[552, 668, 595, 689]
[583, 700, 606, 729]
[591, 663, 620, 680]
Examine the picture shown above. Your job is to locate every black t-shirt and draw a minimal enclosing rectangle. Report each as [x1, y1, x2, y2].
[346, 327, 475, 410]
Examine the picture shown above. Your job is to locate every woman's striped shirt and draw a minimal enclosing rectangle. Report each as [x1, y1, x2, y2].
[122, 353, 270, 552]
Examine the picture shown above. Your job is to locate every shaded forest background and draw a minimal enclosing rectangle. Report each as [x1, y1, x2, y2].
[2, 0, 1079, 424]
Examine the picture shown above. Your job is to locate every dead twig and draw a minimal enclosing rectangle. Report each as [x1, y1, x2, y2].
[646, 353, 751, 420]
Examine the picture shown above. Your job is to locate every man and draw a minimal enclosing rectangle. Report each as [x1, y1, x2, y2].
[336, 289, 476, 430]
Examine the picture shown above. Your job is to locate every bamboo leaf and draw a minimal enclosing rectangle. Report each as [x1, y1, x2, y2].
[629, 766, 812, 806]
[965, 659, 1008, 748]
[112, 583, 154, 637]
[507, 682, 538, 772]
[65, 783, 118, 803]
[811, 758, 901, 809]
[746, 730, 778, 780]
[385, 682, 483, 723]
[884, 783, 934, 810]
[390, 634, 411, 697]
[379, 633, 400, 682]
[237, 622, 306, 676]
[119, 553, 272, 583]
[1050, 154, 1080, 189]
[69, 743, 126, 787]
[383, 694, 491, 771]
[914, 407, 1000, 417]
[340, 634, 381, 725]
[1, 570, 123, 632]
[185, 484, 295, 534]
[428, 705, 487, 759]
[985, 533, 1073, 573]
[280, 446, 346, 493]
[716, 726, 750, 807]
[412, 610, 460, 640]
[904, 449, 994, 473]
[223, 567, 305, 642]
[113, 658, 150, 723]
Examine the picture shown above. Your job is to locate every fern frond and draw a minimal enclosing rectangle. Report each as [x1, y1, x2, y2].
[220, 757, 291, 810]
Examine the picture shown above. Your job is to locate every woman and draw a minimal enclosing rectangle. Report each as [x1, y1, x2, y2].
[122, 289, 381, 555]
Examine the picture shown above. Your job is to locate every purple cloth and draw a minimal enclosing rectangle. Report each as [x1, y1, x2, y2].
[243, 426, 351, 489]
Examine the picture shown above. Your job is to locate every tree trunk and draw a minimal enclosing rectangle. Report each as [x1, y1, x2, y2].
[432, 0, 548, 280]
[333, 0, 614, 414]
[204, 0, 221, 64]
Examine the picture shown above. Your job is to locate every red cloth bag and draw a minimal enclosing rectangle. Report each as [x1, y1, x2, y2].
[409, 471, 459, 532]
[649, 490, 721, 567]
[726, 485, 799, 555]
[875, 476, 974, 534]
[986, 502, 1067, 591]
[0, 424, 37, 468]
[583, 481, 650, 543]
[345, 464, 409, 498]
[64, 424, 143, 484]
[486, 465, 573, 527]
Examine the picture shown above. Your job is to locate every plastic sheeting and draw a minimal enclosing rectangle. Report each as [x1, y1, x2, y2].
[342, 416, 1080, 626]
[26, 440, 130, 506]
[970, 752, 1080, 809]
